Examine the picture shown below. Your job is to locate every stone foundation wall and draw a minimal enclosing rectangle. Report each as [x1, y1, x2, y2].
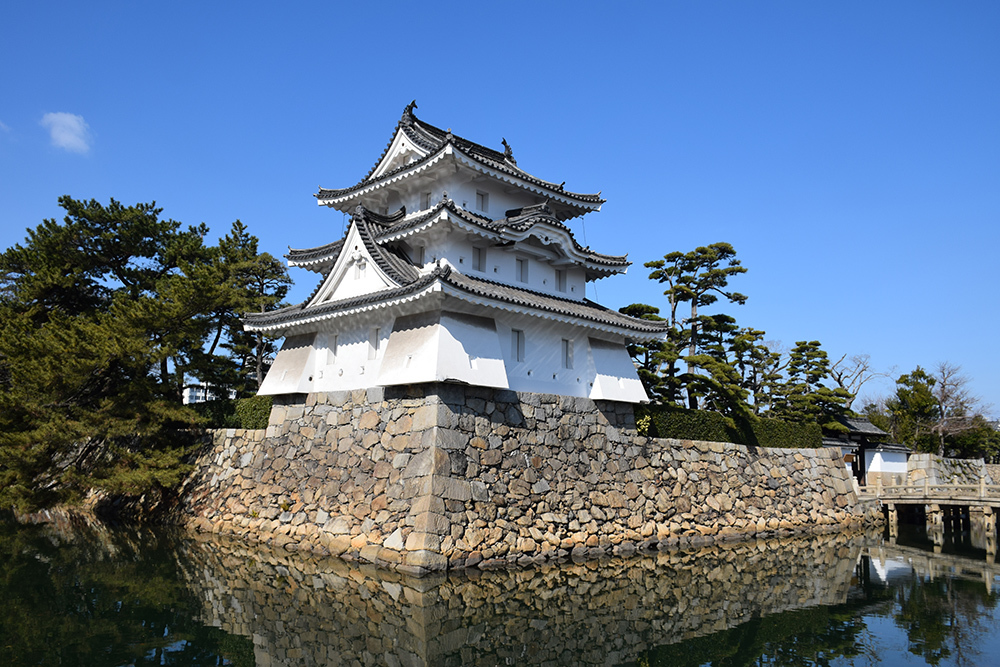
[907, 453, 989, 485]
[179, 383, 866, 575]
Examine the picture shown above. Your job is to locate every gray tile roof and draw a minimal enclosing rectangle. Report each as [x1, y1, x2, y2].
[315, 102, 604, 216]
[245, 258, 670, 339]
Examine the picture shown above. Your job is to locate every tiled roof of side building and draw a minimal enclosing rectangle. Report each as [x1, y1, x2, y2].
[316, 102, 604, 209]
[835, 416, 890, 437]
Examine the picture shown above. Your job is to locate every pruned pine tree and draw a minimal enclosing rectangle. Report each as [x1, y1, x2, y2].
[216, 221, 291, 393]
[618, 303, 678, 402]
[645, 242, 747, 409]
[770, 340, 851, 430]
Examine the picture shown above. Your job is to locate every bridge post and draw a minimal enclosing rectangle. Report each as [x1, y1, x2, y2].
[927, 503, 945, 553]
[887, 503, 898, 540]
[926, 503, 943, 528]
[986, 513, 997, 565]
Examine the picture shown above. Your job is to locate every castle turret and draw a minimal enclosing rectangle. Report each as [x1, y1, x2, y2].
[245, 103, 668, 402]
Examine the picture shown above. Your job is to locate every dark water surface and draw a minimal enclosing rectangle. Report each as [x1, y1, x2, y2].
[3, 515, 1000, 666]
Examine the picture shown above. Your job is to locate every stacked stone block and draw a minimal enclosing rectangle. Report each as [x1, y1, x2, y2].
[179, 383, 866, 575]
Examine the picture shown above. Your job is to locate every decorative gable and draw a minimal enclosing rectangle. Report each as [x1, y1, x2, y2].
[369, 129, 431, 181]
[308, 221, 398, 305]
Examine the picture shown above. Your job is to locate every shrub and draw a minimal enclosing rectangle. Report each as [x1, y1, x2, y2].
[191, 395, 272, 430]
[637, 404, 822, 449]
[233, 395, 272, 430]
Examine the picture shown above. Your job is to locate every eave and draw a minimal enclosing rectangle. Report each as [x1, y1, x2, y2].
[317, 144, 603, 221]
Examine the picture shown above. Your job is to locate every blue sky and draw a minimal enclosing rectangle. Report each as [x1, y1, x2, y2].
[1, 1, 998, 413]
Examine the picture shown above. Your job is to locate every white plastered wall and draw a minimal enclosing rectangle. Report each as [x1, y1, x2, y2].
[376, 311, 508, 388]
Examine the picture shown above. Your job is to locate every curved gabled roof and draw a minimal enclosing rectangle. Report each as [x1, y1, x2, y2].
[315, 102, 605, 218]
[441, 272, 671, 336]
[287, 239, 345, 271]
[350, 206, 421, 285]
[244, 262, 670, 340]
[375, 199, 628, 272]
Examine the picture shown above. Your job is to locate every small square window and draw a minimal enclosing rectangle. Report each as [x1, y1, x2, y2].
[516, 258, 528, 283]
[472, 247, 487, 272]
[414, 246, 425, 264]
[511, 329, 525, 363]
[476, 191, 489, 213]
[562, 339, 573, 369]
[422, 192, 432, 209]
[556, 269, 567, 292]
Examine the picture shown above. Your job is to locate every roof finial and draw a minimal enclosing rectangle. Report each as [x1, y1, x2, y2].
[402, 100, 417, 124]
[502, 137, 516, 165]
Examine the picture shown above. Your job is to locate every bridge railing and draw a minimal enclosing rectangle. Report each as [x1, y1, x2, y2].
[865, 477, 1000, 502]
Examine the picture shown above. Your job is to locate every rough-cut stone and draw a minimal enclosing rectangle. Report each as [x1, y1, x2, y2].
[178, 384, 869, 576]
[402, 446, 450, 479]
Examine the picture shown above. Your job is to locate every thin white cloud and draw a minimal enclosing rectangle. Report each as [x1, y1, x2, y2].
[40, 112, 92, 153]
[0, 120, 9, 132]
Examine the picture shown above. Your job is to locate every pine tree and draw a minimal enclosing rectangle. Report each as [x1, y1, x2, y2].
[645, 243, 747, 409]
[0, 197, 289, 511]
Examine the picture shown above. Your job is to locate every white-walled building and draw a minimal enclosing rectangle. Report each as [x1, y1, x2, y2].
[245, 103, 669, 402]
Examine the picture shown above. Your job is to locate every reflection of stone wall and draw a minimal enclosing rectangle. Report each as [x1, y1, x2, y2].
[179, 384, 867, 574]
[177, 531, 865, 667]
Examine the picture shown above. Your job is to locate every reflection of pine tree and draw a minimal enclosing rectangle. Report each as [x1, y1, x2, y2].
[0, 518, 254, 666]
[894, 574, 998, 666]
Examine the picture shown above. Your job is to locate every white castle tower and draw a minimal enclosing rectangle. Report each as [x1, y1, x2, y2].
[244, 103, 668, 402]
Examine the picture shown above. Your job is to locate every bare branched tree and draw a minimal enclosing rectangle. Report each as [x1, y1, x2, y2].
[830, 353, 885, 410]
[930, 362, 983, 455]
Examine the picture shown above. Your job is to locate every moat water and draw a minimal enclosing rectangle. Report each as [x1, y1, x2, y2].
[3, 516, 1000, 666]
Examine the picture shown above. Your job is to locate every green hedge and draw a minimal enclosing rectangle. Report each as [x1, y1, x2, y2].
[191, 395, 272, 430]
[233, 395, 272, 429]
[637, 404, 822, 449]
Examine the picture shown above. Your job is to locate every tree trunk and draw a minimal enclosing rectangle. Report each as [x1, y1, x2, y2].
[687, 300, 698, 409]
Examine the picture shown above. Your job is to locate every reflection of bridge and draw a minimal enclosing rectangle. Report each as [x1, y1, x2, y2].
[860, 480, 1000, 558]
[865, 543, 1000, 593]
